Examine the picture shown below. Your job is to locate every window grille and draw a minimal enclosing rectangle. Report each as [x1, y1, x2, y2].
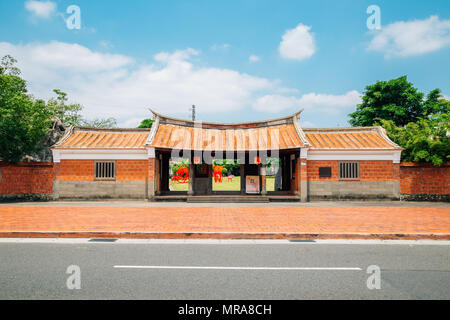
[339, 162, 359, 180]
[95, 161, 115, 179]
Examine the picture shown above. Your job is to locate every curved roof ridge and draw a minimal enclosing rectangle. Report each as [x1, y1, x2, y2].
[149, 108, 303, 128]
[303, 126, 379, 132]
[72, 126, 151, 132]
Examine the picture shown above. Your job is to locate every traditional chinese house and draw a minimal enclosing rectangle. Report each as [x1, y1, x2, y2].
[50, 109, 403, 202]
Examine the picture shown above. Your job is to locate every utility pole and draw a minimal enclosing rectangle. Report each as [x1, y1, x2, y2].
[190, 105, 196, 121]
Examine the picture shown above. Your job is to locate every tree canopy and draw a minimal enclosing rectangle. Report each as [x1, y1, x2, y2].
[82, 117, 117, 128]
[349, 76, 440, 127]
[0, 55, 119, 162]
[0, 57, 51, 163]
[349, 76, 449, 166]
[137, 118, 154, 128]
[46, 89, 117, 128]
[379, 112, 449, 166]
[47, 89, 84, 126]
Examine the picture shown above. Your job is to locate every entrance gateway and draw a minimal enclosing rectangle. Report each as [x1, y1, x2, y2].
[51, 109, 403, 202]
[148, 109, 306, 202]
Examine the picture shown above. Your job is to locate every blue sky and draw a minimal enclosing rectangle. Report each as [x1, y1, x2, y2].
[0, 0, 449, 127]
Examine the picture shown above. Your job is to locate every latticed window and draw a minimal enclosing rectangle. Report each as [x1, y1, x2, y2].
[95, 161, 116, 180]
[339, 162, 359, 180]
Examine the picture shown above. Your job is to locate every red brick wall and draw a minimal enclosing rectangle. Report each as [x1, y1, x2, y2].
[54, 160, 150, 181]
[400, 162, 450, 195]
[116, 160, 148, 181]
[54, 160, 94, 181]
[0, 162, 53, 195]
[307, 160, 399, 181]
[307, 161, 339, 181]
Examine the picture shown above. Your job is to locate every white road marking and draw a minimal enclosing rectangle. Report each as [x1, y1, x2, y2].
[113, 265, 362, 271]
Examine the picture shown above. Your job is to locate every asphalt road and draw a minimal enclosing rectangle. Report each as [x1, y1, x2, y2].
[0, 239, 449, 300]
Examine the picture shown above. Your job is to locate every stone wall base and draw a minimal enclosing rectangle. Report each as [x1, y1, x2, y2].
[0, 193, 53, 203]
[308, 181, 400, 201]
[54, 180, 147, 200]
[401, 194, 449, 202]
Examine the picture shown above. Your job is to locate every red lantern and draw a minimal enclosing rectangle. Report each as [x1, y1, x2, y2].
[193, 156, 201, 164]
[254, 156, 261, 165]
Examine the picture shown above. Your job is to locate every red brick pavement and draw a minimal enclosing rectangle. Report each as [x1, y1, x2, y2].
[0, 206, 449, 239]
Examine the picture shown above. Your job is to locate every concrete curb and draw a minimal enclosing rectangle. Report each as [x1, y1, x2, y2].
[0, 232, 449, 240]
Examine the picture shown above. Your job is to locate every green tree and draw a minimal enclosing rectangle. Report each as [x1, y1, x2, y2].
[379, 112, 449, 166]
[81, 117, 117, 128]
[47, 89, 117, 128]
[46, 89, 83, 126]
[423, 89, 450, 116]
[349, 76, 440, 127]
[0, 57, 51, 163]
[138, 118, 154, 128]
[0, 55, 21, 76]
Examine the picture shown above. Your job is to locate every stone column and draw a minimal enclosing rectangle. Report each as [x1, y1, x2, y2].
[240, 164, 245, 194]
[155, 156, 160, 196]
[261, 164, 267, 196]
[147, 148, 156, 200]
[188, 163, 194, 196]
[299, 149, 308, 202]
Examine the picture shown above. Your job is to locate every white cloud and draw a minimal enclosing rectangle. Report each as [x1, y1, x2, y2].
[368, 16, 450, 58]
[298, 91, 361, 115]
[249, 55, 260, 63]
[25, 0, 56, 19]
[443, 94, 449, 100]
[0, 42, 280, 127]
[211, 44, 230, 51]
[279, 23, 316, 60]
[154, 48, 199, 63]
[0, 41, 362, 127]
[0, 42, 132, 73]
[253, 95, 300, 113]
[253, 91, 361, 115]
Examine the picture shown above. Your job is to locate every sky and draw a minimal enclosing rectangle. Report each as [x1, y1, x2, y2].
[0, 0, 449, 128]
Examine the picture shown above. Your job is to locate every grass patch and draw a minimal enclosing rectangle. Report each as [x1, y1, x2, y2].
[212, 176, 241, 191]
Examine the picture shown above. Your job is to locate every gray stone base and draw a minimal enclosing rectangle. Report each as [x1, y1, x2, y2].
[0, 194, 53, 203]
[53, 180, 148, 200]
[308, 181, 400, 201]
[401, 194, 450, 202]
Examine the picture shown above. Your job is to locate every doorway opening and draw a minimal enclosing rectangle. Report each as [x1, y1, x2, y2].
[212, 159, 241, 192]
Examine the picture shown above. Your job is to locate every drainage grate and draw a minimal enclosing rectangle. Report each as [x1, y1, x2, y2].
[88, 238, 118, 242]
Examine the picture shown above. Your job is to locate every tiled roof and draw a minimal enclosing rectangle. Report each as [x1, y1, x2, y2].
[303, 127, 401, 150]
[51, 112, 401, 152]
[149, 123, 304, 151]
[52, 127, 150, 149]
[146, 109, 306, 151]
